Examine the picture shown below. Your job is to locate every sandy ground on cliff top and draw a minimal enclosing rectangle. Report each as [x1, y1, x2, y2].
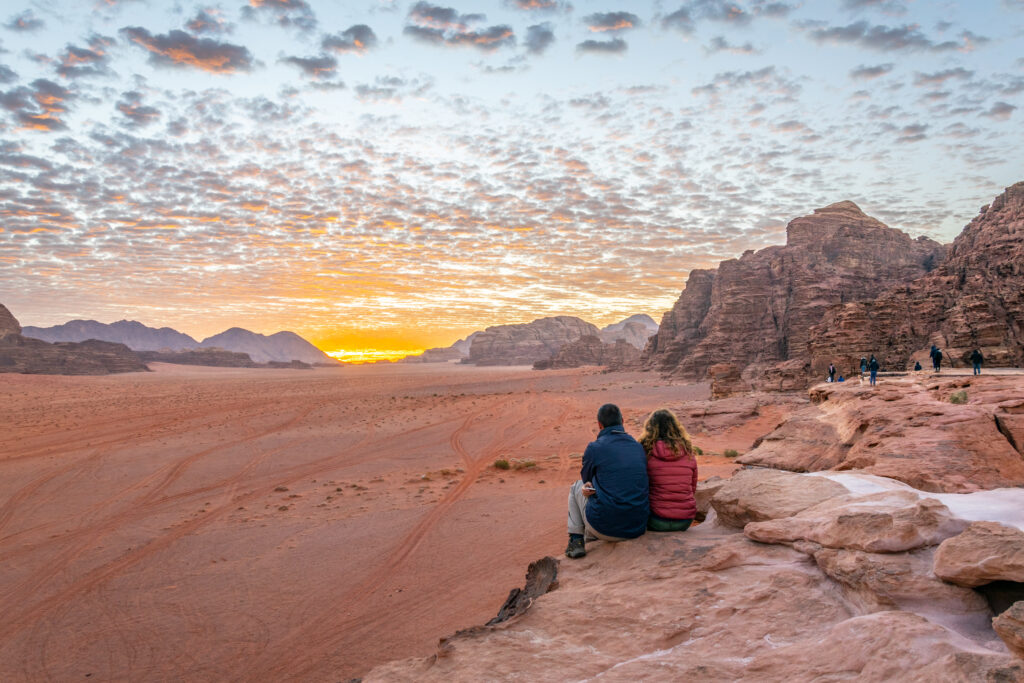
[0, 362, 786, 681]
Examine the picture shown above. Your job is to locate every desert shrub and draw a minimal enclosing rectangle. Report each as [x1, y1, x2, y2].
[494, 459, 510, 470]
[693, 445, 703, 455]
[724, 449, 739, 457]
[950, 390, 968, 404]
[512, 460, 537, 470]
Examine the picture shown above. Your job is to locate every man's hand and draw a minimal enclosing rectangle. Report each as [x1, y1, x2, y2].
[582, 482, 595, 497]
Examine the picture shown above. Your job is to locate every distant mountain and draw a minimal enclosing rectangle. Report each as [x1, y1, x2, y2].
[401, 331, 481, 363]
[22, 319, 199, 351]
[199, 328, 335, 365]
[599, 314, 659, 349]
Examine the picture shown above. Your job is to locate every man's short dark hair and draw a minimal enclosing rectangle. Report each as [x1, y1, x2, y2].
[597, 403, 622, 428]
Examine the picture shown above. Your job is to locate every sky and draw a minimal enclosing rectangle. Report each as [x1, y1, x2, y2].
[1, 0, 1022, 358]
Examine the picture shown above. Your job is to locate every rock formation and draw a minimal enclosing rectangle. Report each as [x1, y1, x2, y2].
[198, 328, 335, 364]
[809, 182, 1024, 372]
[737, 375, 1024, 493]
[642, 201, 945, 380]
[0, 305, 148, 375]
[467, 316, 600, 366]
[598, 314, 658, 349]
[137, 348, 259, 367]
[533, 336, 639, 370]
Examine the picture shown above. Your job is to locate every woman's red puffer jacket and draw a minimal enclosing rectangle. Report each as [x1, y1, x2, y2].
[647, 440, 698, 520]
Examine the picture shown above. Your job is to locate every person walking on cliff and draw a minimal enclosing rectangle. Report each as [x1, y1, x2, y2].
[931, 345, 943, 373]
[566, 404, 649, 559]
[869, 355, 880, 386]
[828, 363, 837, 383]
[860, 357, 868, 376]
[971, 348, 984, 375]
[640, 409, 698, 532]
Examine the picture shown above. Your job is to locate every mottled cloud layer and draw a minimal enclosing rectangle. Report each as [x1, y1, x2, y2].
[0, 0, 1021, 352]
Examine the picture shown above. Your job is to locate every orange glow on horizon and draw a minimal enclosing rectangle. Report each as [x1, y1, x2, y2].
[326, 348, 425, 364]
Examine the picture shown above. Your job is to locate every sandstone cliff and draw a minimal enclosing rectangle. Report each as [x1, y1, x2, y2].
[808, 182, 1024, 373]
[468, 316, 600, 366]
[599, 314, 658, 349]
[532, 336, 639, 370]
[0, 305, 148, 375]
[642, 201, 945, 380]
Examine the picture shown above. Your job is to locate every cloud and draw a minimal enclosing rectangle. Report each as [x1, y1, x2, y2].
[280, 53, 337, 79]
[242, 0, 317, 32]
[322, 25, 378, 55]
[525, 23, 555, 54]
[981, 101, 1016, 120]
[56, 35, 115, 79]
[0, 78, 75, 131]
[185, 9, 232, 35]
[895, 122, 927, 142]
[404, 4, 515, 51]
[913, 68, 973, 86]
[0, 64, 16, 84]
[806, 21, 979, 52]
[576, 38, 627, 54]
[116, 90, 161, 127]
[661, 7, 695, 33]
[842, 0, 907, 14]
[504, 0, 571, 10]
[849, 63, 893, 79]
[691, 65, 800, 99]
[120, 27, 255, 74]
[354, 75, 432, 101]
[583, 12, 641, 33]
[705, 36, 759, 55]
[4, 10, 44, 32]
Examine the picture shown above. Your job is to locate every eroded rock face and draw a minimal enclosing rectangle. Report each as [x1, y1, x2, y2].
[934, 522, 1024, 588]
[710, 468, 849, 529]
[809, 182, 1024, 372]
[708, 362, 748, 398]
[738, 377, 1024, 493]
[642, 201, 945, 380]
[0, 303, 22, 339]
[533, 336, 639, 370]
[598, 317, 657, 350]
[744, 490, 968, 553]
[468, 316, 600, 366]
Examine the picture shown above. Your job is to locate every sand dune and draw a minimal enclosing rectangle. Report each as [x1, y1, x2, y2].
[0, 363, 765, 681]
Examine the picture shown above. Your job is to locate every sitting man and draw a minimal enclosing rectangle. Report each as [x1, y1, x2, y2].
[566, 403, 649, 559]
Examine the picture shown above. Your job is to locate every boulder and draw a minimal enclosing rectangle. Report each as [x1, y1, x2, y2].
[694, 476, 725, 523]
[744, 490, 969, 553]
[708, 363, 748, 399]
[934, 522, 1024, 588]
[709, 468, 849, 529]
[994, 602, 1024, 660]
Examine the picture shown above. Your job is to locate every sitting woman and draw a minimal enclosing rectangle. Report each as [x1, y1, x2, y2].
[640, 408, 698, 532]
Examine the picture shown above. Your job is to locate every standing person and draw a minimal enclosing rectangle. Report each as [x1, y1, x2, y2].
[971, 348, 984, 375]
[931, 345, 942, 372]
[860, 357, 868, 376]
[869, 355, 880, 386]
[828, 363, 837, 383]
[639, 409, 697, 532]
[565, 404, 649, 559]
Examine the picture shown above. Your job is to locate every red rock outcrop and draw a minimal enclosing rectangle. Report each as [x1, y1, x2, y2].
[737, 375, 1024, 493]
[468, 316, 600, 366]
[0, 304, 148, 375]
[809, 182, 1024, 373]
[642, 201, 945, 380]
[934, 522, 1024, 588]
[533, 336, 639, 370]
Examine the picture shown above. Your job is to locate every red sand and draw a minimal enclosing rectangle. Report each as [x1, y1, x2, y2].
[0, 363, 767, 681]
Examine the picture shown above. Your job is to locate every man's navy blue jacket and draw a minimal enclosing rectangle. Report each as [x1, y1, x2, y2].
[581, 424, 649, 539]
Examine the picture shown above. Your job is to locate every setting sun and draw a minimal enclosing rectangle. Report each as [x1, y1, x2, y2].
[326, 348, 424, 364]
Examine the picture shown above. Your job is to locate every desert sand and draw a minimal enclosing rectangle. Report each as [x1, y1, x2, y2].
[0, 362, 774, 681]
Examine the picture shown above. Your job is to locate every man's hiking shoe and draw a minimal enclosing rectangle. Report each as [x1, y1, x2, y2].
[565, 536, 586, 559]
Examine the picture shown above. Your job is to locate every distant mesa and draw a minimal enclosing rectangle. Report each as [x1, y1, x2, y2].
[137, 348, 312, 369]
[598, 314, 658, 349]
[467, 316, 601, 366]
[22, 319, 337, 365]
[0, 304, 148, 375]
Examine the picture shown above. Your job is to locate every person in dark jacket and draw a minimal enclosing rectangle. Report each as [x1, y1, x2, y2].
[639, 409, 698, 532]
[566, 404, 649, 559]
[971, 348, 984, 375]
[914, 361, 922, 372]
[931, 345, 942, 372]
[860, 357, 868, 375]
[869, 355, 880, 386]
[828, 363, 837, 383]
